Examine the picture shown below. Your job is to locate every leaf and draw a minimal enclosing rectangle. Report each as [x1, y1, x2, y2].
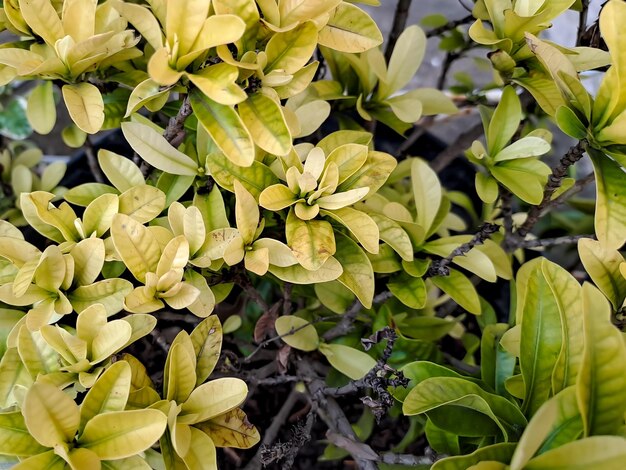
[286, 210, 336, 271]
[589, 150, 626, 250]
[264, 21, 318, 74]
[318, 343, 376, 380]
[69, 279, 133, 316]
[488, 86, 521, 155]
[121, 122, 198, 176]
[26, 81, 56, 135]
[491, 159, 550, 205]
[333, 233, 375, 308]
[578, 238, 626, 309]
[432, 269, 481, 315]
[180, 426, 217, 469]
[403, 377, 527, 440]
[206, 154, 278, 199]
[91, 320, 133, 363]
[233, 180, 260, 246]
[369, 213, 413, 261]
[577, 283, 626, 436]
[190, 315, 223, 386]
[519, 263, 563, 417]
[164, 336, 197, 404]
[275, 315, 319, 352]
[432, 443, 517, 470]
[80, 361, 131, 431]
[523, 436, 626, 469]
[111, 214, 161, 282]
[11, 451, 66, 470]
[494, 136, 551, 162]
[239, 93, 291, 156]
[388, 273, 426, 309]
[125, 79, 170, 117]
[178, 378, 248, 425]
[23, 381, 79, 447]
[411, 158, 441, 239]
[62, 83, 105, 134]
[268, 256, 343, 284]
[383, 25, 426, 97]
[78, 409, 167, 460]
[318, 3, 383, 53]
[509, 387, 583, 470]
[190, 89, 254, 167]
[196, 408, 260, 449]
[18, 0, 64, 46]
[0, 411, 47, 456]
[98, 150, 145, 192]
[555, 105, 588, 139]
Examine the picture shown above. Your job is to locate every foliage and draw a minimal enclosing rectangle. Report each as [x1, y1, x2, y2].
[0, 0, 625, 469]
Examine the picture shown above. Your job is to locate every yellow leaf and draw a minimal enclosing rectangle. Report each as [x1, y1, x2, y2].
[112, 1, 164, 51]
[78, 409, 167, 460]
[268, 255, 343, 284]
[196, 408, 260, 449]
[98, 149, 145, 192]
[286, 210, 335, 271]
[111, 214, 161, 282]
[121, 122, 199, 176]
[190, 315, 223, 385]
[69, 279, 133, 316]
[318, 3, 382, 53]
[239, 93, 292, 156]
[80, 361, 131, 431]
[23, 381, 79, 447]
[148, 47, 184, 86]
[180, 426, 217, 470]
[233, 180, 260, 246]
[265, 21, 318, 74]
[179, 378, 248, 424]
[62, 83, 104, 134]
[91, 319, 132, 363]
[164, 334, 197, 403]
[184, 270, 216, 318]
[187, 64, 246, 106]
[0, 411, 47, 457]
[190, 89, 255, 167]
[18, 0, 64, 46]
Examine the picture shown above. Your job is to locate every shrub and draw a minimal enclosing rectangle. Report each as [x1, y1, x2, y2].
[0, 0, 626, 468]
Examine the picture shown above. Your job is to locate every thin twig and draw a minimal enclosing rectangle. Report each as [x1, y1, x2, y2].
[322, 292, 393, 342]
[430, 121, 484, 173]
[577, 0, 591, 47]
[428, 223, 500, 277]
[548, 172, 596, 208]
[511, 141, 587, 245]
[500, 189, 514, 240]
[516, 234, 594, 249]
[426, 14, 474, 38]
[244, 389, 300, 470]
[385, 0, 412, 62]
[84, 136, 106, 183]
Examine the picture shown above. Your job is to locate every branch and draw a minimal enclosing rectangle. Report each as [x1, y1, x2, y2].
[577, 0, 591, 47]
[426, 14, 474, 38]
[384, 0, 412, 62]
[84, 136, 106, 183]
[515, 234, 594, 249]
[511, 141, 587, 244]
[430, 121, 484, 172]
[428, 223, 500, 277]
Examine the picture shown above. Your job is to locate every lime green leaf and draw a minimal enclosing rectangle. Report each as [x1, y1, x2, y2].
[11, 451, 65, 470]
[62, 83, 104, 134]
[121, 122, 198, 176]
[79, 409, 167, 460]
[318, 343, 376, 380]
[388, 273, 426, 309]
[556, 105, 588, 139]
[275, 315, 319, 352]
[411, 158, 441, 238]
[383, 25, 426, 97]
[523, 436, 626, 469]
[519, 263, 563, 416]
[432, 269, 481, 315]
[510, 387, 583, 470]
[432, 443, 517, 470]
[207, 155, 278, 199]
[488, 86, 521, 155]
[26, 81, 56, 135]
[23, 381, 79, 447]
[318, 3, 383, 53]
[577, 283, 626, 436]
[190, 89, 254, 167]
[494, 136, 551, 162]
